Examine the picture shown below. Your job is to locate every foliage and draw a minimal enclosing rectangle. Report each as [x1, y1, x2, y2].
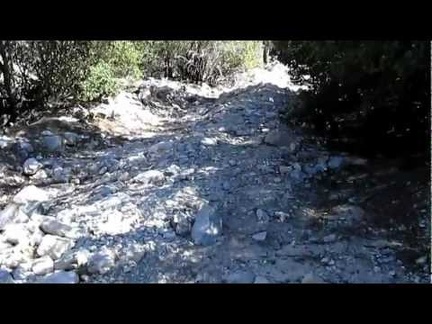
[273, 41, 430, 158]
[79, 61, 119, 102]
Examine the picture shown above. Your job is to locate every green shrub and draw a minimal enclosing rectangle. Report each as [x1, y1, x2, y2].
[79, 62, 119, 102]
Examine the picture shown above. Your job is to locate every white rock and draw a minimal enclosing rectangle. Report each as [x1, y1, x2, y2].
[36, 235, 74, 260]
[201, 137, 218, 146]
[133, 170, 165, 185]
[23, 158, 43, 176]
[32, 256, 54, 275]
[2, 224, 30, 245]
[12, 185, 50, 205]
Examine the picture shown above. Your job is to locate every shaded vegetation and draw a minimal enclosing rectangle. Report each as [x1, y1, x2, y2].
[272, 41, 430, 162]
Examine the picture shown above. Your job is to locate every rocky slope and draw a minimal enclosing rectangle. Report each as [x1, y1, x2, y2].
[0, 62, 429, 283]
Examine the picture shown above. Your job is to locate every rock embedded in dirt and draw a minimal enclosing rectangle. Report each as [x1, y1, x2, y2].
[191, 204, 222, 246]
[38, 270, 79, 284]
[252, 231, 267, 241]
[133, 170, 165, 185]
[301, 273, 326, 284]
[41, 134, 63, 153]
[256, 209, 270, 223]
[225, 270, 255, 283]
[87, 248, 116, 275]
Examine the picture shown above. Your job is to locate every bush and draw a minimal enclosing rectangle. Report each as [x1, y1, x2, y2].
[141, 41, 262, 84]
[96, 41, 144, 79]
[79, 61, 119, 102]
[273, 41, 430, 159]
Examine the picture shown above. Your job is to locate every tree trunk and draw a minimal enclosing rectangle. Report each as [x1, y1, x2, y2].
[263, 41, 270, 64]
[0, 41, 17, 123]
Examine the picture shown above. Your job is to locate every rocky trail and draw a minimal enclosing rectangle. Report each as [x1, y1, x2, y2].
[0, 62, 430, 284]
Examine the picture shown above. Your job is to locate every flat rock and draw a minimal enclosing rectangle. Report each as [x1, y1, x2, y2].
[38, 270, 79, 284]
[252, 231, 267, 241]
[40, 219, 76, 238]
[254, 276, 270, 283]
[225, 270, 255, 283]
[301, 273, 326, 284]
[13, 185, 50, 205]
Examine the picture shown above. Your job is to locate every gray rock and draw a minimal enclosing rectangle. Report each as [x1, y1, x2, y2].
[23, 158, 43, 176]
[54, 249, 90, 271]
[32, 256, 54, 276]
[290, 169, 306, 182]
[52, 166, 71, 183]
[41, 134, 63, 152]
[38, 270, 79, 284]
[225, 270, 255, 283]
[254, 276, 270, 284]
[327, 156, 344, 170]
[63, 132, 79, 146]
[323, 234, 337, 243]
[133, 170, 165, 185]
[12, 141, 34, 162]
[263, 128, 291, 147]
[252, 231, 267, 241]
[256, 209, 270, 223]
[36, 235, 74, 260]
[191, 204, 222, 246]
[87, 249, 116, 275]
[301, 273, 326, 284]
[40, 219, 74, 238]
[148, 141, 173, 154]
[279, 165, 291, 175]
[0, 269, 14, 283]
